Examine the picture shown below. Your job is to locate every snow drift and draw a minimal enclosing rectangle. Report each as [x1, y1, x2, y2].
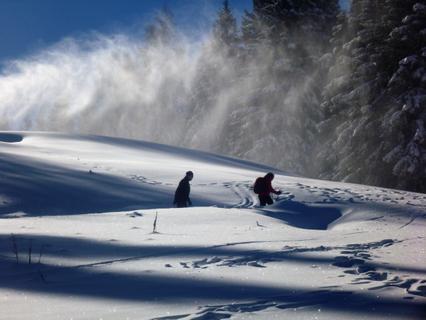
[0, 131, 425, 319]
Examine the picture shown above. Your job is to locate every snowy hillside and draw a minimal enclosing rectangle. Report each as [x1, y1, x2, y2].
[0, 131, 425, 319]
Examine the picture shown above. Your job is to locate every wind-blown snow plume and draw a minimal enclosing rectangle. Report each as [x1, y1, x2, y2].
[0, 33, 199, 143]
[0, 24, 322, 174]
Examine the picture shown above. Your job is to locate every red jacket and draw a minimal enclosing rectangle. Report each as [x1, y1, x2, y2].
[256, 177, 280, 196]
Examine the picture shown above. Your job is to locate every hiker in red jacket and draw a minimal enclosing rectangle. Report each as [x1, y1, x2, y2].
[253, 172, 282, 206]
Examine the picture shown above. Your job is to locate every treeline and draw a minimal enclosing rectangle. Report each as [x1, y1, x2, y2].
[319, 0, 426, 192]
[146, 0, 426, 193]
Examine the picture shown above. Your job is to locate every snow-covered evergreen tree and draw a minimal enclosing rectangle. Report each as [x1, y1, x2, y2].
[238, 0, 339, 175]
[320, 0, 425, 192]
[382, 2, 426, 191]
[213, 0, 239, 56]
[183, 1, 241, 153]
[319, 0, 387, 184]
[144, 7, 176, 46]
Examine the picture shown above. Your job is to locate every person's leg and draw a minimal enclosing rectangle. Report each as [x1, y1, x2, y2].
[177, 202, 187, 208]
[265, 195, 273, 205]
[259, 195, 267, 206]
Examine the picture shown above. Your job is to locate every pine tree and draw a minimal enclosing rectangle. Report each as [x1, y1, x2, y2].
[231, 0, 339, 176]
[144, 6, 176, 46]
[241, 10, 268, 54]
[317, 11, 351, 176]
[183, 1, 241, 153]
[213, 0, 239, 56]
[319, 0, 425, 192]
[319, 0, 387, 184]
[382, 2, 426, 191]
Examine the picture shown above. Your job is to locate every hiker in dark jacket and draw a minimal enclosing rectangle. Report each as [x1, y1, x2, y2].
[254, 172, 281, 206]
[174, 171, 194, 208]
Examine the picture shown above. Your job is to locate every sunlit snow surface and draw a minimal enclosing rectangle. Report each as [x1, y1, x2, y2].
[0, 132, 425, 320]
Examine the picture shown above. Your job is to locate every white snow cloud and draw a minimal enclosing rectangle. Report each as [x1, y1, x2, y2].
[0, 32, 200, 140]
[0, 26, 318, 173]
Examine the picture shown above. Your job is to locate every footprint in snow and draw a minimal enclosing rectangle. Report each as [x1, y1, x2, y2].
[368, 276, 426, 297]
[411, 284, 426, 297]
[192, 257, 223, 268]
[127, 211, 143, 218]
[333, 256, 365, 268]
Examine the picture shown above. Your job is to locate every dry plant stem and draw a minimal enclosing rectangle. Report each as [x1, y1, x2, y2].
[153, 211, 158, 233]
[10, 234, 18, 264]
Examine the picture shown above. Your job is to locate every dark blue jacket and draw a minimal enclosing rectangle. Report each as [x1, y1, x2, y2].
[174, 177, 191, 205]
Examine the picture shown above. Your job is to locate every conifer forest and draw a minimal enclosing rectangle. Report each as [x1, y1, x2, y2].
[193, 0, 426, 193]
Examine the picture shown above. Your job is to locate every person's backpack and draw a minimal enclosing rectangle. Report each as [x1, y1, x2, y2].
[253, 177, 265, 194]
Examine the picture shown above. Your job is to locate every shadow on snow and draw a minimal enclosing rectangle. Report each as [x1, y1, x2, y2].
[258, 200, 342, 230]
[0, 235, 425, 318]
[1, 233, 424, 274]
[0, 153, 195, 217]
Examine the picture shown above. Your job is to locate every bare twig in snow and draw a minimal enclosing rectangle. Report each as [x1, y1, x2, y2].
[153, 211, 158, 233]
[10, 234, 18, 264]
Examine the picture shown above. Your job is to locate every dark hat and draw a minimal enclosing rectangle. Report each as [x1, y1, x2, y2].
[186, 171, 194, 176]
[265, 172, 274, 179]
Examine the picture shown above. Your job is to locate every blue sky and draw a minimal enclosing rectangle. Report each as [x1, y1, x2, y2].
[0, 0, 349, 63]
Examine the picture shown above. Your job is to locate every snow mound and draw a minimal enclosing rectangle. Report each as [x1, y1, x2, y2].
[0, 131, 425, 319]
[0, 131, 425, 229]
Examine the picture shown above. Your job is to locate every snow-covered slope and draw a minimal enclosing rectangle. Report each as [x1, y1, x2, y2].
[0, 131, 425, 319]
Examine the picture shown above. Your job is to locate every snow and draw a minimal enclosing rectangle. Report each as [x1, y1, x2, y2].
[414, 3, 426, 13]
[0, 131, 425, 319]
[400, 55, 418, 67]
